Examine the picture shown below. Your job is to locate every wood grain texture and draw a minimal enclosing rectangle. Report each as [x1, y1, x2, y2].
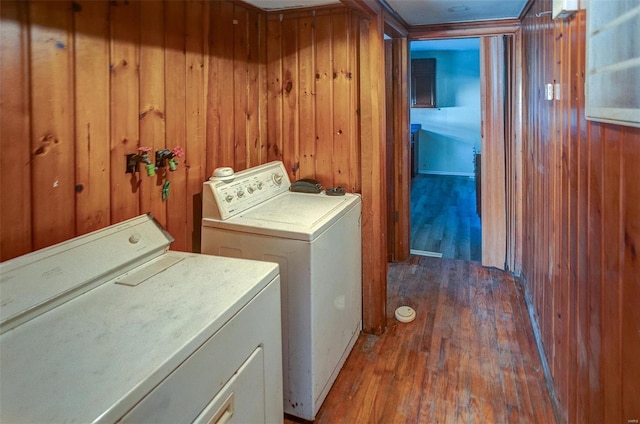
[358, 12, 387, 334]
[408, 19, 520, 40]
[0, 0, 267, 259]
[110, 0, 140, 224]
[164, 0, 188, 251]
[0, 0, 379, 346]
[73, 0, 110, 236]
[266, 14, 283, 164]
[29, 0, 76, 250]
[281, 15, 299, 181]
[0, 0, 32, 260]
[185, 0, 208, 253]
[331, 11, 352, 188]
[385, 40, 395, 262]
[479, 36, 507, 269]
[217, 1, 235, 168]
[521, 1, 640, 422]
[314, 12, 334, 183]
[284, 256, 556, 423]
[139, 0, 167, 227]
[388, 37, 410, 262]
[297, 14, 316, 180]
[265, 8, 359, 188]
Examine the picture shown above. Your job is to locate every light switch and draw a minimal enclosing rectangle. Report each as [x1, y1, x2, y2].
[545, 83, 554, 101]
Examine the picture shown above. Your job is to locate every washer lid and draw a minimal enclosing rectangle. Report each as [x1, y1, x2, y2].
[202, 192, 361, 241]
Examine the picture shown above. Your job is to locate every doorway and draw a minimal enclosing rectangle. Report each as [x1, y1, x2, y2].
[408, 38, 482, 262]
[384, 31, 519, 271]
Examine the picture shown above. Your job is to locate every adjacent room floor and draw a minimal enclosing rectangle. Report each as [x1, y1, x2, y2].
[285, 256, 556, 423]
[410, 174, 482, 262]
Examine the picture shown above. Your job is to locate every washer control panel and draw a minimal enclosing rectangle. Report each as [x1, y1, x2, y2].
[203, 161, 291, 220]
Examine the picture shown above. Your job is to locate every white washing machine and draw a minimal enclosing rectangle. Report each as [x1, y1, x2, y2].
[0, 214, 283, 424]
[201, 161, 362, 420]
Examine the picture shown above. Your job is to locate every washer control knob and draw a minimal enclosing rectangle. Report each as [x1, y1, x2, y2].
[129, 233, 141, 244]
[257, 182, 264, 190]
[237, 190, 245, 198]
[247, 186, 254, 194]
[273, 173, 283, 185]
[225, 194, 233, 203]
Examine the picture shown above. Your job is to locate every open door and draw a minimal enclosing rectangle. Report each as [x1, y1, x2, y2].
[480, 35, 508, 269]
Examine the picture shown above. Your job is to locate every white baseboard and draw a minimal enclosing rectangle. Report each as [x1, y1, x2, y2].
[418, 170, 474, 177]
[410, 249, 443, 258]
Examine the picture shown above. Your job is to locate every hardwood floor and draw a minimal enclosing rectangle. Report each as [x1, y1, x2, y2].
[284, 256, 556, 423]
[410, 174, 481, 262]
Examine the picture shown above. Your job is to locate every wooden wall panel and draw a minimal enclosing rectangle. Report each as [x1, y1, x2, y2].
[29, 1, 76, 250]
[281, 16, 299, 181]
[216, 2, 236, 169]
[184, 0, 208, 252]
[331, 12, 351, 188]
[139, 0, 167, 227]
[386, 36, 410, 263]
[110, 0, 140, 224]
[265, 8, 360, 189]
[0, 0, 32, 259]
[246, 9, 266, 169]
[0, 0, 377, 333]
[314, 12, 334, 183]
[74, 0, 110, 235]
[358, 12, 387, 334]
[622, 133, 640, 421]
[0, 0, 267, 259]
[233, 6, 249, 171]
[266, 16, 283, 164]
[164, 0, 187, 250]
[521, 0, 640, 422]
[297, 15, 316, 179]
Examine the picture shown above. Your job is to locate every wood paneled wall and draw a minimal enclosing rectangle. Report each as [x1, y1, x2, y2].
[0, 1, 362, 260]
[1, 0, 391, 335]
[264, 6, 360, 190]
[1, 0, 211, 256]
[521, 0, 640, 422]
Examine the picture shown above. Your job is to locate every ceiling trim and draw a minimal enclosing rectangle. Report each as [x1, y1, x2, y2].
[382, 12, 408, 37]
[263, 3, 348, 20]
[339, 0, 381, 17]
[409, 18, 521, 40]
[378, 0, 409, 33]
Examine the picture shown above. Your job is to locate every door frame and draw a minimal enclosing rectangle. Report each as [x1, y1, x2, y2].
[387, 21, 523, 272]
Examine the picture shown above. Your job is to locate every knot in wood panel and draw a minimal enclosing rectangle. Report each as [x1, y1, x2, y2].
[139, 105, 165, 120]
[34, 133, 58, 156]
[625, 230, 637, 261]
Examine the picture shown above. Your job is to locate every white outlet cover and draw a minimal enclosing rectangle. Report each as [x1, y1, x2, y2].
[545, 83, 554, 101]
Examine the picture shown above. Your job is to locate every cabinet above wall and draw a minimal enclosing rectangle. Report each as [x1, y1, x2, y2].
[411, 58, 436, 108]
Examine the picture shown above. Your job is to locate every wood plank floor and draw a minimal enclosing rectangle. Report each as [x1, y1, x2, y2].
[284, 256, 556, 423]
[411, 174, 481, 262]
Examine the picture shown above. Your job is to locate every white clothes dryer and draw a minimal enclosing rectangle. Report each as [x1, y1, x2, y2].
[0, 214, 283, 424]
[201, 161, 362, 421]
